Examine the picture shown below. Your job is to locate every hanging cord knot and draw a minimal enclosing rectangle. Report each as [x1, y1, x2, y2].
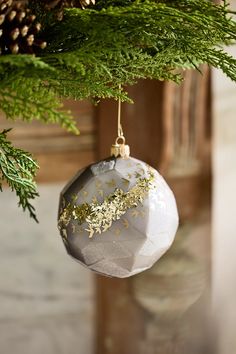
[111, 86, 130, 158]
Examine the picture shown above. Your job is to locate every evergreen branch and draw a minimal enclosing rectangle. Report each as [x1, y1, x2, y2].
[0, 129, 39, 221]
[39, 0, 236, 97]
[0, 56, 79, 134]
[0, 80, 78, 133]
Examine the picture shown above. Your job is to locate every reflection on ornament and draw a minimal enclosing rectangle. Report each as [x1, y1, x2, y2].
[58, 156, 179, 278]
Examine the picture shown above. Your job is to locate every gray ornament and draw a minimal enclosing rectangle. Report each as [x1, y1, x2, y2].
[58, 156, 179, 278]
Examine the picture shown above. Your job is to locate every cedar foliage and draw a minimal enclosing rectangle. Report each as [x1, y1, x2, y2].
[0, 129, 38, 221]
[0, 0, 236, 219]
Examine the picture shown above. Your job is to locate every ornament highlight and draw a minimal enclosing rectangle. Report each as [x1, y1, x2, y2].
[58, 155, 179, 278]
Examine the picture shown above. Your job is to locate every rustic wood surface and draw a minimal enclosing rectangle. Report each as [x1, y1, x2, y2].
[0, 99, 96, 182]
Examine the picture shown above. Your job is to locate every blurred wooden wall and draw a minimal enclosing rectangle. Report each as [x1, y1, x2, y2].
[0, 100, 96, 182]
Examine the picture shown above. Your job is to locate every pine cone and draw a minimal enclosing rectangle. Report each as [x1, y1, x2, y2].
[0, 0, 47, 55]
[43, 0, 96, 20]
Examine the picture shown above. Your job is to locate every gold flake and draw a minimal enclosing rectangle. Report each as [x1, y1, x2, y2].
[122, 178, 130, 187]
[122, 218, 129, 228]
[71, 194, 78, 202]
[114, 228, 121, 236]
[62, 228, 68, 239]
[95, 180, 102, 188]
[106, 179, 116, 188]
[140, 210, 146, 218]
[131, 210, 139, 218]
[82, 190, 88, 198]
[59, 169, 155, 238]
[135, 172, 142, 179]
[71, 224, 76, 233]
[127, 173, 132, 179]
[138, 168, 145, 175]
[92, 196, 98, 203]
[98, 189, 104, 197]
[102, 221, 112, 232]
[85, 226, 95, 238]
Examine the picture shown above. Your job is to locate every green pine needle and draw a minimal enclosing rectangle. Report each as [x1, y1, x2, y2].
[0, 129, 39, 221]
[0, 55, 79, 134]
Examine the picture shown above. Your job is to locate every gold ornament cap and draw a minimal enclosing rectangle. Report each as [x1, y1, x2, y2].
[111, 136, 130, 158]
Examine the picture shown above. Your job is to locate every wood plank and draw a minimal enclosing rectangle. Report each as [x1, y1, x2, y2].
[0, 115, 95, 138]
[35, 150, 95, 183]
[9, 134, 95, 154]
[0, 100, 94, 138]
[0, 99, 96, 182]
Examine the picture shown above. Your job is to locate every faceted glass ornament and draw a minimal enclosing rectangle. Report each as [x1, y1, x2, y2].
[58, 156, 179, 278]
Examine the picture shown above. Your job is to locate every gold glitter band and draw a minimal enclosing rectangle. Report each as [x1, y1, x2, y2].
[58, 170, 155, 238]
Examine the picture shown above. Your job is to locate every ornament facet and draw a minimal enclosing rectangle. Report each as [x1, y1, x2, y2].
[58, 156, 179, 278]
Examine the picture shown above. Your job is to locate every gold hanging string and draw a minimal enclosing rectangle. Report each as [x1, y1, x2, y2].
[117, 84, 123, 138]
[110, 84, 130, 158]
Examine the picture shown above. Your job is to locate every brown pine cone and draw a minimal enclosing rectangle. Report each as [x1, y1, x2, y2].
[43, 0, 96, 20]
[0, 0, 47, 55]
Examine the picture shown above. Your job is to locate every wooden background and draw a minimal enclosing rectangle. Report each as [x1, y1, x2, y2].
[0, 99, 96, 182]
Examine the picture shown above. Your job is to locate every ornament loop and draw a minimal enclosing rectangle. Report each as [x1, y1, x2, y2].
[115, 135, 125, 145]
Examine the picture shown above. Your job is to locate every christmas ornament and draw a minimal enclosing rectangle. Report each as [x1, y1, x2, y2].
[58, 96, 179, 278]
[0, 0, 46, 55]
